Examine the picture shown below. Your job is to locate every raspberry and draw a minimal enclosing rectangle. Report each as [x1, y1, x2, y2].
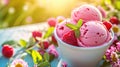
[39, 41, 50, 49]
[2, 45, 14, 58]
[32, 31, 42, 41]
[52, 35, 57, 44]
[62, 31, 79, 46]
[47, 18, 57, 27]
[103, 21, 112, 31]
[109, 17, 119, 24]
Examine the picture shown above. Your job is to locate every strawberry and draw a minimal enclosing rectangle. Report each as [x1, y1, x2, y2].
[32, 31, 42, 41]
[109, 16, 119, 24]
[47, 18, 57, 27]
[2, 45, 14, 58]
[62, 31, 79, 46]
[103, 21, 112, 31]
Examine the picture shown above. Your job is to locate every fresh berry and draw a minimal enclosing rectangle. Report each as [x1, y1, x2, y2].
[38, 49, 45, 55]
[47, 18, 57, 27]
[32, 31, 42, 41]
[39, 41, 50, 49]
[103, 21, 112, 31]
[109, 17, 119, 24]
[52, 35, 57, 44]
[56, 16, 65, 23]
[2, 45, 14, 58]
[62, 31, 79, 46]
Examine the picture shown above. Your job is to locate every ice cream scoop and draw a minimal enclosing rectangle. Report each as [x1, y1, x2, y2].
[71, 4, 102, 23]
[78, 21, 110, 47]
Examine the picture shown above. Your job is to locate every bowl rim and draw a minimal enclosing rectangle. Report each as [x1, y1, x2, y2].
[54, 28, 114, 50]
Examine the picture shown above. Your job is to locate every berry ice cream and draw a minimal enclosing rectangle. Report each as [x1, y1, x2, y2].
[55, 4, 112, 47]
[78, 21, 110, 47]
[71, 4, 102, 23]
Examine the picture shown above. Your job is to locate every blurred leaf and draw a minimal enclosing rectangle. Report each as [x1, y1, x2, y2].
[115, 0, 120, 10]
[31, 50, 42, 64]
[2, 40, 18, 47]
[43, 27, 54, 39]
[38, 61, 50, 67]
[118, 35, 120, 40]
[43, 53, 50, 61]
[27, 37, 36, 47]
[19, 39, 27, 48]
[105, 0, 112, 5]
[66, 23, 77, 30]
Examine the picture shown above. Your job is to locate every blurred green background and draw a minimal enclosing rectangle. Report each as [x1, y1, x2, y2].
[0, 0, 120, 28]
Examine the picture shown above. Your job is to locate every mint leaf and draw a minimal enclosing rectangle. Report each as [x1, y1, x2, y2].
[19, 39, 27, 48]
[77, 19, 83, 28]
[75, 30, 80, 38]
[31, 50, 42, 64]
[43, 27, 54, 39]
[43, 53, 50, 61]
[66, 19, 83, 38]
[66, 23, 78, 30]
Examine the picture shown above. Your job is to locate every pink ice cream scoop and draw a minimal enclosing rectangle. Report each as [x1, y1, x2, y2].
[56, 19, 75, 38]
[71, 5, 102, 23]
[78, 21, 110, 47]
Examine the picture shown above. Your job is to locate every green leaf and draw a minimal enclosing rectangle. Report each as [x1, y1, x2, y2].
[77, 19, 83, 28]
[43, 53, 50, 61]
[66, 23, 78, 30]
[2, 40, 18, 47]
[27, 37, 36, 48]
[118, 36, 120, 40]
[19, 39, 27, 48]
[38, 61, 50, 67]
[31, 50, 42, 64]
[75, 30, 80, 38]
[43, 27, 54, 39]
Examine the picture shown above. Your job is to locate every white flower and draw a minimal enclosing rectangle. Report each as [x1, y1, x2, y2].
[10, 59, 28, 67]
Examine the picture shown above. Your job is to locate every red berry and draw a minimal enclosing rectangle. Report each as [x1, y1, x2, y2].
[62, 31, 79, 46]
[32, 31, 42, 41]
[39, 41, 50, 49]
[109, 17, 119, 24]
[52, 35, 57, 44]
[103, 21, 112, 31]
[2, 45, 14, 58]
[38, 49, 45, 55]
[47, 18, 57, 27]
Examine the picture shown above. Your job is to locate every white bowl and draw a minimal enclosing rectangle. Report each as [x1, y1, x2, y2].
[54, 29, 114, 67]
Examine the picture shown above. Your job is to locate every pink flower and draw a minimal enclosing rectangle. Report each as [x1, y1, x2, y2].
[105, 46, 117, 62]
[112, 59, 120, 67]
[110, 52, 119, 62]
[2, 0, 9, 5]
[62, 61, 67, 67]
[116, 42, 120, 52]
[10, 59, 28, 67]
[48, 45, 59, 57]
